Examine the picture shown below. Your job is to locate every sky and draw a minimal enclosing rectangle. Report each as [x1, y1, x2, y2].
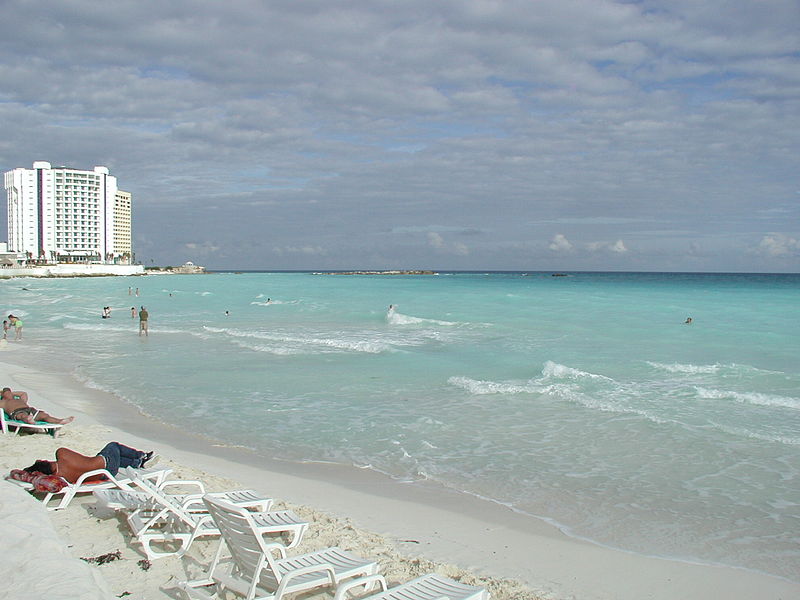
[1, 0, 798, 272]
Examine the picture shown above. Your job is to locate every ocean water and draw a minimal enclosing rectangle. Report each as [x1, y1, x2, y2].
[2, 271, 799, 581]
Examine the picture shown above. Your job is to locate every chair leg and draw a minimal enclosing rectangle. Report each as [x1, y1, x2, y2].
[178, 579, 218, 600]
[141, 533, 193, 560]
[46, 489, 75, 511]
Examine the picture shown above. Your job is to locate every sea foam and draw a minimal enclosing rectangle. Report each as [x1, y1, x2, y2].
[695, 387, 800, 410]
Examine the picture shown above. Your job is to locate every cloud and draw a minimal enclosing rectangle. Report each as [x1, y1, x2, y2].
[610, 239, 628, 253]
[586, 239, 627, 253]
[756, 234, 799, 257]
[184, 242, 220, 255]
[272, 245, 327, 256]
[549, 234, 573, 252]
[427, 232, 445, 248]
[0, 1, 797, 271]
[391, 225, 482, 235]
[428, 232, 469, 255]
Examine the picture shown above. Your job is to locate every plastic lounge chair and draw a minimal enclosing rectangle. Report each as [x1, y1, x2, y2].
[95, 485, 273, 513]
[113, 467, 308, 560]
[1, 410, 63, 437]
[36, 465, 172, 511]
[180, 494, 379, 600]
[334, 573, 489, 600]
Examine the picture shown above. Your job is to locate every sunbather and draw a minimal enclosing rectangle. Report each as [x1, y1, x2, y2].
[1, 387, 74, 425]
[23, 442, 157, 483]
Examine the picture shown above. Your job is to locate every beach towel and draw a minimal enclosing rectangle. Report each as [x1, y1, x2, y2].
[8, 469, 68, 493]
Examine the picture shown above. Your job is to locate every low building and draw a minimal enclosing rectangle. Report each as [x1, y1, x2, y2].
[169, 261, 206, 274]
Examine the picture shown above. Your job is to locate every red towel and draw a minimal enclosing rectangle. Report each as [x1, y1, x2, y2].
[9, 469, 68, 493]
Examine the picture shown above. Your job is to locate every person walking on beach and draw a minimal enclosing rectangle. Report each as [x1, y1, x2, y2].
[139, 306, 149, 336]
[23, 442, 156, 483]
[2, 320, 8, 340]
[1, 387, 74, 425]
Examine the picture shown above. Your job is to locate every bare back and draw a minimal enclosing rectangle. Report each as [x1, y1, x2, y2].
[54, 447, 106, 483]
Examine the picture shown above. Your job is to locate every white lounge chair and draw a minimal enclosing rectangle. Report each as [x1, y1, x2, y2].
[334, 573, 489, 600]
[114, 467, 308, 560]
[94, 479, 273, 513]
[1, 410, 63, 437]
[8, 465, 173, 511]
[179, 494, 379, 600]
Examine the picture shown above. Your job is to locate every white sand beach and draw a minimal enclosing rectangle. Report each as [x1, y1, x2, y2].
[1, 351, 798, 600]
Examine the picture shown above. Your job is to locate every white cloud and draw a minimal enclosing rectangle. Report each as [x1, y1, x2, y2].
[428, 232, 469, 255]
[610, 239, 628, 253]
[427, 232, 445, 248]
[549, 234, 573, 252]
[756, 234, 799, 257]
[586, 239, 629, 253]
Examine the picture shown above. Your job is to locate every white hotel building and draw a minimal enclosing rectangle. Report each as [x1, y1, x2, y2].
[4, 161, 133, 264]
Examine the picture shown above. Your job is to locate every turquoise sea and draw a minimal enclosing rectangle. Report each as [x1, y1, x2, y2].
[2, 271, 799, 581]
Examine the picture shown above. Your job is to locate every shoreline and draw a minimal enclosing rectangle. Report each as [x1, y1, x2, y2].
[2, 346, 799, 599]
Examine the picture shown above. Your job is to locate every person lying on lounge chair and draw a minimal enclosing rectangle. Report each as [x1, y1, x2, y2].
[1, 387, 74, 425]
[23, 442, 157, 483]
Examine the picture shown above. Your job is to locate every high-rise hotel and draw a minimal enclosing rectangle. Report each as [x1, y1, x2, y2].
[4, 161, 133, 264]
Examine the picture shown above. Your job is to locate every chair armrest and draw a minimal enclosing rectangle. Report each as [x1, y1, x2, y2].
[179, 494, 206, 510]
[274, 564, 336, 600]
[73, 468, 115, 486]
[160, 479, 205, 493]
[138, 467, 174, 487]
[333, 574, 388, 600]
[262, 542, 288, 559]
[193, 513, 215, 528]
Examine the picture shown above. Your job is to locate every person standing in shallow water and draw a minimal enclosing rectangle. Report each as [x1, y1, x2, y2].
[8, 314, 22, 340]
[139, 306, 149, 336]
